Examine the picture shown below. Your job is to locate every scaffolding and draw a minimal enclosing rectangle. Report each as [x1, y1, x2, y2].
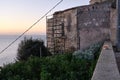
[47, 13, 65, 54]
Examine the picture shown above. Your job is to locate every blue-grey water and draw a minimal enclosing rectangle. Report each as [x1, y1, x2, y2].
[0, 35, 46, 66]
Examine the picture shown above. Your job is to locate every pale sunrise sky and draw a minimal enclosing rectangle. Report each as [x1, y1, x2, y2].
[0, 0, 89, 35]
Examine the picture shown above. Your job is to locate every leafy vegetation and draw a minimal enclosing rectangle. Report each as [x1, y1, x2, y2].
[73, 42, 103, 60]
[17, 37, 51, 61]
[0, 38, 102, 80]
[0, 50, 101, 80]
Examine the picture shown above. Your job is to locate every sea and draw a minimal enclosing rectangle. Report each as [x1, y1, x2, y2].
[0, 35, 46, 66]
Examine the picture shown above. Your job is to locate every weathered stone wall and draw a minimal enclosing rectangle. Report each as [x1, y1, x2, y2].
[90, 0, 115, 4]
[77, 2, 111, 49]
[90, 0, 107, 4]
[46, 18, 54, 53]
[47, 1, 116, 53]
[47, 8, 78, 53]
[110, 8, 117, 46]
[62, 9, 78, 51]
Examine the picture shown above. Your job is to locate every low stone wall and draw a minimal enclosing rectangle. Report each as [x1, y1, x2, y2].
[91, 41, 120, 80]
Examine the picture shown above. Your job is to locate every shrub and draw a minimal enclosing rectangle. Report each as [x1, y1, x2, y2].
[0, 42, 102, 80]
[73, 42, 103, 60]
[0, 52, 100, 80]
[17, 37, 51, 61]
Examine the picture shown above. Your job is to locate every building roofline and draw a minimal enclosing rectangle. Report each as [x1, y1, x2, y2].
[53, 1, 113, 15]
[53, 4, 89, 15]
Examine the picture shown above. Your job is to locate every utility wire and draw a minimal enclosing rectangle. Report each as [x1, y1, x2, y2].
[0, 0, 63, 54]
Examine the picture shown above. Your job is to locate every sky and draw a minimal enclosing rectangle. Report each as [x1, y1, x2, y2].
[0, 0, 89, 35]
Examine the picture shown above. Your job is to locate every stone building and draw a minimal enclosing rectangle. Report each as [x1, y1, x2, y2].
[90, 0, 115, 4]
[46, 0, 117, 54]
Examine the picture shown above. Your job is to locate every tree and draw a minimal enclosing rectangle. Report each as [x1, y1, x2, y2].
[17, 37, 51, 61]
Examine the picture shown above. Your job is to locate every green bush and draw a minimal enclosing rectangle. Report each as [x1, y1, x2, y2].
[73, 42, 103, 60]
[0, 52, 100, 80]
[17, 37, 51, 61]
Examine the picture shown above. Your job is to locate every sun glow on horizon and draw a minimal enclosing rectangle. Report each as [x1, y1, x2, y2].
[0, 14, 46, 35]
[0, 0, 89, 35]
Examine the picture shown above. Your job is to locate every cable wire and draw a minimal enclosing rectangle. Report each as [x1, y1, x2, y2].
[0, 0, 63, 54]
